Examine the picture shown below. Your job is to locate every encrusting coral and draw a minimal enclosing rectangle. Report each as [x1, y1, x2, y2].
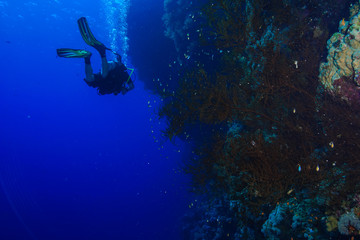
[326, 215, 338, 232]
[319, 8, 360, 107]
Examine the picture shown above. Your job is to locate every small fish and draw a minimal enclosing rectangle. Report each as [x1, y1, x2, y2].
[341, 18, 345, 27]
[316, 165, 320, 172]
[329, 141, 334, 148]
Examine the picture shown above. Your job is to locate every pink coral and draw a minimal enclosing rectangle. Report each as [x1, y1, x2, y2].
[333, 77, 360, 108]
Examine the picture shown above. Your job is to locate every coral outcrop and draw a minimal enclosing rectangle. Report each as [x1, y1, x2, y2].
[319, 10, 360, 107]
[338, 210, 360, 235]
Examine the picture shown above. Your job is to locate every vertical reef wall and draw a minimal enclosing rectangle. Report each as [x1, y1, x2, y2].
[159, 0, 360, 239]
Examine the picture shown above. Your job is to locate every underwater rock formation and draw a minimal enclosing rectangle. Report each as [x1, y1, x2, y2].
[261, 198, 322, 240]
[163, 0, 207, 64]
[319, 10, 360, 107]
[182, 195, 258, 240]
[163, 0, 194, 53]
[261, 203, 287, 239]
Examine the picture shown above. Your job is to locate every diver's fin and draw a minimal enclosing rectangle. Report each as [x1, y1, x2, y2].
[77, 17, 109, 51]
[56, 48, 92, 58]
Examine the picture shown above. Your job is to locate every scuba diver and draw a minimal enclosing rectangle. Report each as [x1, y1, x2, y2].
[56, 17, 134, 95]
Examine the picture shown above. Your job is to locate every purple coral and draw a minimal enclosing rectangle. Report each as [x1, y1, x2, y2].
[333, 77, 360, 108]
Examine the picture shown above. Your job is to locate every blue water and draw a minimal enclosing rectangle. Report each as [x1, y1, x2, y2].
[0, 0, 191, 239]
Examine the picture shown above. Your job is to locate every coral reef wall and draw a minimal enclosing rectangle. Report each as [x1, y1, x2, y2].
[159, 0, 360, 239]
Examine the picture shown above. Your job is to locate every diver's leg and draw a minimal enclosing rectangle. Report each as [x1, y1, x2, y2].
[101, 58, 118, 78]
[85, 57, 95, 82]
[101, 57, 110, 78]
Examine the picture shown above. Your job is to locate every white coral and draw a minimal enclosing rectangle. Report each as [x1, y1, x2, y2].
[338, 210, 360, 235]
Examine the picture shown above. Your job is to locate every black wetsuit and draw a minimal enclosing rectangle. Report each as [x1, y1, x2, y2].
[85, 63, 133, 95]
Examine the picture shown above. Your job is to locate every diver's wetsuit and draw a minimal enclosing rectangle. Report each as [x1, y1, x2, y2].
[84, 62, 134, 95]
[57, 17, 135, 96]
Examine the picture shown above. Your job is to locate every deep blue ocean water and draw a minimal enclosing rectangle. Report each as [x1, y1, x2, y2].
[0, 0, 191, 239]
